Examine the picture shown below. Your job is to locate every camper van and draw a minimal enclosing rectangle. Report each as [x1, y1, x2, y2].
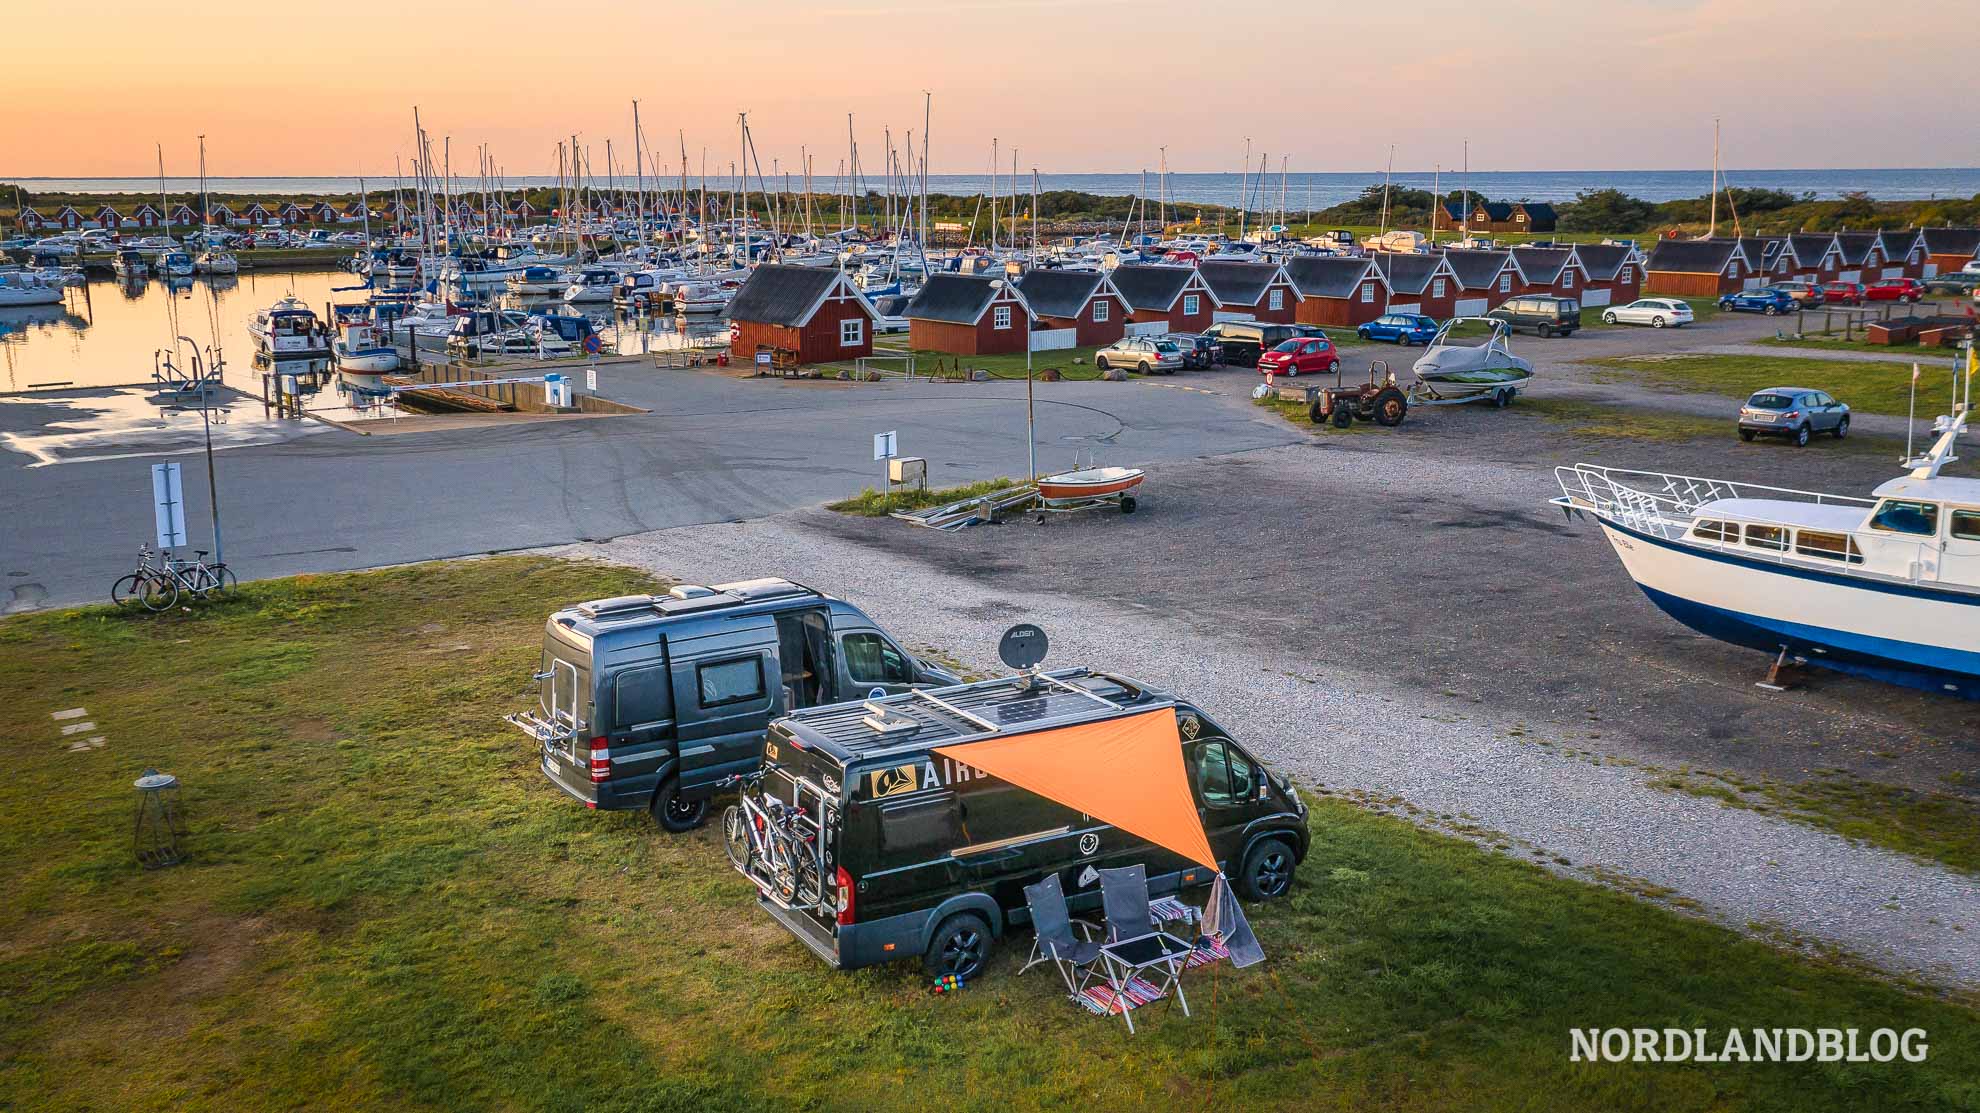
[738, 668, 1308, 980]
[506, 580, 958, 831]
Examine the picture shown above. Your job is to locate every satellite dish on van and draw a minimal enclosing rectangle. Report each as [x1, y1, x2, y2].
[998, 623, 1049, 670]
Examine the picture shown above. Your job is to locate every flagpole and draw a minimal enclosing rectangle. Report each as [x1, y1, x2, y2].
[1907, 362, 1918, 463]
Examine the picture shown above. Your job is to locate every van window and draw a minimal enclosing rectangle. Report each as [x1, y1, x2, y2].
[844, 632, 913, 685]
[1191, 740, 1252, 805]
[615, 665, 670, 726]
[1795, 531, 1863, 564]
[1869, 499, 1938, 536]
[697, 655, 766, 706]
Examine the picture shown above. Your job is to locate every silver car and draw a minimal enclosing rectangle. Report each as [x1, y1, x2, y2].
[1738, 387, 1849, 447]
[1095, 336, 1184, 375]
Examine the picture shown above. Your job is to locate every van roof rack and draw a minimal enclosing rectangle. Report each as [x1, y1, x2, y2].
[566, 578, 822, 625]
[781, 668, 1167, 764]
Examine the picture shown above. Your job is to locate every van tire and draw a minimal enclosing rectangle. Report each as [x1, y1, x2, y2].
[651, 779, 708, 832]
[1238, 837, 1296, 901]
[923, 912, 992, 980]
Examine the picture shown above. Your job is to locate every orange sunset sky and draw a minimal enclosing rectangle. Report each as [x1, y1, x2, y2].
[6, 0, 1974, 178]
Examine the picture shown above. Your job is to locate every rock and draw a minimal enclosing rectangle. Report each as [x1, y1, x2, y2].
[1101, 367, 1127, 382]
[836, 369, 852, 380]
[970, 369, 989, 381]
[1040, 368, 1062, 382]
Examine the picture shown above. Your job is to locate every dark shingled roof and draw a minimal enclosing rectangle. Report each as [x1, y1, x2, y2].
[1371, 252, 1443, 295]
[1517, 202, 1557, 223]
[1109, 264, 1197, 311]
[1878, 229, 1922, 260]
[1739, 237, 1782, 271]
[1013, 268, 1105, 318]
[1645, 238, 1740, 274]
[1284, 256, 1379, 299]
[1786, 233, 1838, 267]
[905, 272, 1009, 324]
[725, 264, 852, 327]
[1441, 199, 1467, 220]
[1441, 248, 1516, 289]
[1833, 232, 1878, 266]
[1197, 261, 1284, 306]
[1510, 246, 1572, 285]
[1921, 227, 1980, 259]
[1475, 201, 1514, 222]
[1575, 243, 1635, 281]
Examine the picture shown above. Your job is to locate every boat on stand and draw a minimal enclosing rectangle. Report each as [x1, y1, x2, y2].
[1552, 376, 1980, 698]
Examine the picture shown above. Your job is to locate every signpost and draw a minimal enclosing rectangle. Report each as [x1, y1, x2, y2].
[151, 462, 188, 550]
[874, 429, 898, 493]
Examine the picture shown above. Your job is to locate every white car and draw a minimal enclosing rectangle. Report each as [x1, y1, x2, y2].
[1602, 297, 1693, 328]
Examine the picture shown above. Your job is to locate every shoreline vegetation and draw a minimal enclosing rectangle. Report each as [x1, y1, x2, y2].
[9, 182, 1979, 242]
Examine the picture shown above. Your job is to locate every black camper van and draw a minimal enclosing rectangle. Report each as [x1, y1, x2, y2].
[507, 579, 958, 831]
[735, 668, 1308, 980]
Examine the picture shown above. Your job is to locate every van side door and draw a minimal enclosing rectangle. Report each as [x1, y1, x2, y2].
[603, 646, 673, 796]
[668, 616, 779, 791]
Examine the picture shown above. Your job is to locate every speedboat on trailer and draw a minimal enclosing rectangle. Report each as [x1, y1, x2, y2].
[1552, 403, 1980, 697]
[1411, 317, 1532, 405]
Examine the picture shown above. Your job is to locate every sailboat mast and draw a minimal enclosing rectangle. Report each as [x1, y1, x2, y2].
[1238, 136, 1250, 241]
[1708, 116, 1721, 239]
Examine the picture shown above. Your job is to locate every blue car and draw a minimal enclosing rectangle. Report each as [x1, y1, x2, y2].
[1717, 288, 1799, 316]
[1356, 312, 1440, 345]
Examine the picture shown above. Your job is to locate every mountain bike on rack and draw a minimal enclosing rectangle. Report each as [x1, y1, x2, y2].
[719, 768, 824, 909]
[112, 543, 237, 611]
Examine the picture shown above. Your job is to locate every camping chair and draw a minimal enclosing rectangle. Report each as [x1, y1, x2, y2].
[1095, 865, 1195, 1033]
[1020, 874, 1103, 997]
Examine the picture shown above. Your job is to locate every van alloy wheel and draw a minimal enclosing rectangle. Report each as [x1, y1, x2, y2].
[652, 781, 708, 832]
[1240, 838, 1295, 900]
[923, 912, 992, 979]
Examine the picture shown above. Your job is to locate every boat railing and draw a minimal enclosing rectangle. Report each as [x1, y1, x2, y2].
[1552, 463, 1874, 540]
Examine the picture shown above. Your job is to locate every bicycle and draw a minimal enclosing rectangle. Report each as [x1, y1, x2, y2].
[111, 543, 237, 612]
[719, 769, 823, 908]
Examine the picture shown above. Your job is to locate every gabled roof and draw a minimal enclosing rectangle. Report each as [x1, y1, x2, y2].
[1515, 202, 1557, 222]
[1441, 248, 1520, 289]
[1472, 201, 1514, 222]
[1737, 236, 1784, 270]
[726, 264, 870, 327]
[1196, 261, 1290, 306]
[1833, 231, 1879, 266]
[1012, 268, 1114, 318]
[1785, 233, 1840, 267]
[1877, 228, 1923, 260]
[1284, 256, 1383, 299]
[905, 272, 1030, 325]
[1920, 227, 1980, 259]
[1644, 238, 1741, 274]
[1109, 264, 1212, 312]
[1575, 243, 1638, 281]
[1441, 199, 1467, 220]
[1370, 251, 1453, 295]
[1510, 246, 1574, 286]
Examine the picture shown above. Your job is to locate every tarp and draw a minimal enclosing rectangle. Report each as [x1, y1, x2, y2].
[934, 708, 1218, 871]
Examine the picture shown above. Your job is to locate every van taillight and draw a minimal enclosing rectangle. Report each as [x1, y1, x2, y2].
[835, 866, 855, 925]
[587, 736, 611, 783]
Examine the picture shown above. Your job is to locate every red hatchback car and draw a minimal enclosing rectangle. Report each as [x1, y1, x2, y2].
[1255, 336, 1341, 377]
[1865, 277, 1926, 303]
[1820, 281, 1866, 305]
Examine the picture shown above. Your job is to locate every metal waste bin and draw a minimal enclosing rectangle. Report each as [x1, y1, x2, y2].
[133, 769, 186, 869]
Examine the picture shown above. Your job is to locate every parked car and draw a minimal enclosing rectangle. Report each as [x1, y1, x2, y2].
[505, 579, 958, 832]
[1485, 295, 1582, 338]
[1095, 336, 1185, 375]
[1737, 387, 1849, 447]
[1820, 281, 1866, 306]
[745, 668, 1309, 979]
[1356, 312, 1440, 344]
[1922, 272, 1980, 295]
[1718, 288, 1799, 315]
[1200, 321, 1299, 367]
[1769, 280, 1826, 306]
[1865, 277, 1926, 303]
[1255, 335, 1341, 377]
[1601, 298, 1694, 328]
[1163, 333, 1217, 369]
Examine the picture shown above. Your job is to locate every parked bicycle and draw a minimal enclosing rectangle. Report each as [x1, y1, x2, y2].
[111, 543, 237, 612]
[719, 768, 823, 908]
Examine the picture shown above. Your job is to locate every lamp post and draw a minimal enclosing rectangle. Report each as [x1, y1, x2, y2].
[162, 335, 224, 566]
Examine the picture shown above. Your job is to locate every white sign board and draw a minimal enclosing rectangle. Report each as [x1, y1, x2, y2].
[151, 462, 188, 550]
[585, 366, 597, 392]
[873, 430, 898, 461]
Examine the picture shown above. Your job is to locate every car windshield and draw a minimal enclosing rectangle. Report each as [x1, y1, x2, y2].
[1748, 393, 1796, 410]
[1271, 340, 1303, 353]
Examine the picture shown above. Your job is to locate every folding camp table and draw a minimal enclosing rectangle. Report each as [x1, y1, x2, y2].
[1096, 930, 1193, 1034]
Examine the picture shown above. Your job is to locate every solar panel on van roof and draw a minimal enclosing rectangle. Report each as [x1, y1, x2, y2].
[782, 669, 1164, 763]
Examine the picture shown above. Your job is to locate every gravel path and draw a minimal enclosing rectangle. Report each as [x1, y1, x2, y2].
[562, 514, 1980, 990]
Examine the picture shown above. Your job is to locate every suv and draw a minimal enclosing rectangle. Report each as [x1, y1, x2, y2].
[1770, 280, 1826, 306]
[1200, 321, 1299, 367]
[506, 579, 958, 831]
[1738, 387, 1849, 446]
[1255, 335, 1341, 377]
[1718, 288, 1799, 315]
[745, 668, 1309, 980]
[1164, 333, 1217, 369]
[1486, 295, 1582, 338]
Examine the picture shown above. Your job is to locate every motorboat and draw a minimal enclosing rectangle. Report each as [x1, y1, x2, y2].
[672, 280, 735, 314]
[870, 294, 912, 334]
[112, 248, 148, 279]
[0, 270, 66, 307]
[443, 308, 533, 355]
[398, 299, 464, 337]
[248, 295, 332, 359]
[332, 314, 402, 377]
[1411, 318, 1534, 401]
[153, 250, 195, 278]
[507, 264, 570, 296]
[562, 267, 622, 304]
[1552, 401, 1980, 698]
[193, 250, 240, 275]
[1037, 466, 1145, 503]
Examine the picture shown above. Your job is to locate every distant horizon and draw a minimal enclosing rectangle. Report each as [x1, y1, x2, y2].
[8, 165, 1980, 181]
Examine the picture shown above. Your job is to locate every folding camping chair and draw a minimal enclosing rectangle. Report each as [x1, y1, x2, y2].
[1020, 874, 1103, 997]
[1094, 865, 1195, 1033]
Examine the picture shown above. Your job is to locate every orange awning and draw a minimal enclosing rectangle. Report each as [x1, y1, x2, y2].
[934, 708, 1217, 870]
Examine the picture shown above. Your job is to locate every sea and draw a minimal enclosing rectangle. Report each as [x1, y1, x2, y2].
[8, 169, 1980, 206]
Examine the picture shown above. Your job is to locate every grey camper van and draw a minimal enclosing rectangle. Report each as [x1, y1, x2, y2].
[507, 579, 958, 831]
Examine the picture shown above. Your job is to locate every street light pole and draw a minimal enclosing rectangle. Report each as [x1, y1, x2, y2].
[176, 335, 223, 566]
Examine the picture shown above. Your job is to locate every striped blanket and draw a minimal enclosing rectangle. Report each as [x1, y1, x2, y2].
[1076, 976, 1168, 1016]
[1184, 934, 1230, 970]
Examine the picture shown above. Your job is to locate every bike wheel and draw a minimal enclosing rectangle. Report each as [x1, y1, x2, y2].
[722, 805, 751, 869]
[791, 844, 823, 908]
[770, 856, 799, 903]
[139, 574, 179, 612]
[111, 573, 144, 607]
[213, 565, 239, 594]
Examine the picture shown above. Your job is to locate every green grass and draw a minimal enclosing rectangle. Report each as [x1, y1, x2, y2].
[1589, 353, 1964, 417]
[2, 559, 1977, 1111]
[1760, 335, 1966, 357]
[1520, 398, 1730, 442]
[908, 347, 1109, 382]
[827, 477, 1023, 516]
[1653, 769, 1980, 875]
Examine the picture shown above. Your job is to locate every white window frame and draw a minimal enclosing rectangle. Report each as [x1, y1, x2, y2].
[993, 304, 1012, 330]
[1360, 283, 1375, 303]
[1182, 293, 1200, 316]
[1498, 275, 1511, 293]
[1267, 289, 1284, 311]
[839, 317, 864, 346]
[1562, 271, 1575, 288]
[1091, 298, 1109, 323]
[1431, 278, 1446, 298]
[1618, 267, 1631, 282]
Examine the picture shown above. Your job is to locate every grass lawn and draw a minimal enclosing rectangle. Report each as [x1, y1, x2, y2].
[827, 477, 1023, 516]
[1589, 354, 1962, 417]
[909, 347, 1110, 382]
[1760, 335, 1968, 358]
[2, 558, 1977, 1112]
[1652, 768, 1980, 876]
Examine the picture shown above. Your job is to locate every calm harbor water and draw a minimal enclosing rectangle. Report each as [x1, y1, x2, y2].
[11, 168, 1980, 206]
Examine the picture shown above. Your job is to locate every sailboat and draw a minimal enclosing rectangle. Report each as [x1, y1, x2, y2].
[191, 137, 240, 275]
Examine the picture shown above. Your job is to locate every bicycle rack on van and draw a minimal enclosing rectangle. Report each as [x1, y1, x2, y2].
[733, 766, 838, 915]
[504, 659, 587, 755]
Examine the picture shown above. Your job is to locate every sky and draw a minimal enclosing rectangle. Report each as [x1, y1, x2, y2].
[6, 0, 1975, 179]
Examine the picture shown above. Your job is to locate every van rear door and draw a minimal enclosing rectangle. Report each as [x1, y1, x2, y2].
[670, 616, 779, 792]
